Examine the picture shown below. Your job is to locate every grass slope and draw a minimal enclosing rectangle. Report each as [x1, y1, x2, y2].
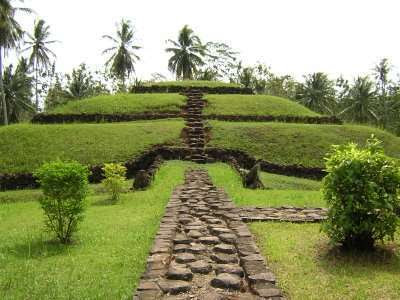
[206, 163, 324, 207]
[0, 161, 191, 300]
[251, 223, 400, 299]
[204, 94, 319, 117]
[145, 80, 240, 88]
[209, 121, 400, 168]
[0, 120, 184, 173]
[48, 93, 185, 115]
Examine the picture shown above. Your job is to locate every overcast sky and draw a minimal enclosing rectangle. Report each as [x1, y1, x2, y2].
[10, 0, 400, 82]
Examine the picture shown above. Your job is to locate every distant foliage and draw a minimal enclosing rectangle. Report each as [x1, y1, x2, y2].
[322, 136, 400, 250]
[35, 160, 89, 244]
[102, 163, 127, 203]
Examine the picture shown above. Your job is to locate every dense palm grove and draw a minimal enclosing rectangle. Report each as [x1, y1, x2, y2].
[0, 0, 399, 135]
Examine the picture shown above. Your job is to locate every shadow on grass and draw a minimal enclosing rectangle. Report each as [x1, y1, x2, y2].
[6, 235, 74, 260]
[316, 241, 400, 276]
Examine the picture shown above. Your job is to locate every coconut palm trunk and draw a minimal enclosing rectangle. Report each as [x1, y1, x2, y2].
[0, 47, 8, 125]
[35, 58, 39, 111]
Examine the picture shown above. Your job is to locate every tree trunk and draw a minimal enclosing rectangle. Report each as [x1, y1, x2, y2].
[0, 47, 8, 125]
[35, 59, 39, 111]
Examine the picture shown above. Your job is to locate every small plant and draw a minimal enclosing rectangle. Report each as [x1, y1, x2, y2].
[34, 160, 89, 244]
[322, 136, 400, 251]
[102, 163, 127, 203]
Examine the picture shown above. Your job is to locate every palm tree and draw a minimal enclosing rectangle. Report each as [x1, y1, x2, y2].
[1, 57, 34, 124]
[23, 19, 57, 111]
[296, 72, 336, 114]
[339, 76, 377, 123]
[0, 0, 32, 125]
[102, 19, 141, 90]
[166, 25, 206, 80]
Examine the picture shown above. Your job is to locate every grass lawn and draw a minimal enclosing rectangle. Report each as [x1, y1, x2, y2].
[48, 93, 185, 115]
[0, 161, 192, 300]
[209, 121, 400, 168]
[206, 163, 324, 207]
[145, 80, 241, 88]
[204, 94, 319, 117]
[251, 222, 400, 299]
[0, 120, 184, 173]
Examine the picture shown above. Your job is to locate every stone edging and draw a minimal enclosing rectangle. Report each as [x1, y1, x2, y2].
[205, 114, 342, 125]
[134, 169, 284, 299]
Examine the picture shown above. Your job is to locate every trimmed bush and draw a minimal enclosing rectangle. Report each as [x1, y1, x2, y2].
[34, 160, 89, 244]
[102, 163, 127, 203]
[322, 137, 400, 250]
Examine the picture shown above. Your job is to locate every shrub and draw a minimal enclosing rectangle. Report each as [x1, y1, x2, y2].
[322, 136, 400, 250]
[102, 163, 127, 203]
[34, 160, 89, 244]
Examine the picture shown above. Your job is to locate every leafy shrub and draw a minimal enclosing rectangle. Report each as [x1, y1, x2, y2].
[102, 163, 127, 203]
[35, 160, 89, 244]
[322, 136, 400, 250]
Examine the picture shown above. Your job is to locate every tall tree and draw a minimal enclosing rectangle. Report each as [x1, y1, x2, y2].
[296, 72, 336, 114]
[0, 57, 34, 124]
[23, 19, 57, 111]
[0, 0, 32, 125]
[102, 19, 141, 90]
[339, 76, 377, 123]
[166, 25, 206, 80]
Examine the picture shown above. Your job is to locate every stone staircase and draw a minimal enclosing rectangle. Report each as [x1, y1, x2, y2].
[184, 90, 208, 164]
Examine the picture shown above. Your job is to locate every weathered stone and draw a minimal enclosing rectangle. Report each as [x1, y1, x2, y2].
[215, 264, 244, 277]
[198, 236, 220, 245]
[175, 253, 196, 264]
[255, 288, 282, 298]
[219, 233, 237, 244]
[211, 253, 238, 264]
[187, 230, 203, 239]
[188, 243, 207, 254]
[213, 244, 236, 254]
[241, 254, 264, 263]
[137, 280, 159, 291]
[166, 266, 193, 281]
[209, 227, 232, 235]
[189, 260, 212, 274]
[210, 273, 241, 290]
[134, 290, 162, 300]
[242, 261, 267, 276]
[248, 272, 276, 284]
[174, 244, 190, 253]
[173, 235, 191, 245]
[157, 280, 191, 295]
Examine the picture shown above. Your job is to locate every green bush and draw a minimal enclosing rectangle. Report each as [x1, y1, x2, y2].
[322, 137, 400, 250]
[34, 160, 89, 244]
[102, 163, 127, 203]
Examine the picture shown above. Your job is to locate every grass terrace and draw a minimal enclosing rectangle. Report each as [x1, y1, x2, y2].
[204, 94, 319, 117]
[206, 163, 324, 207]
[0, 120, 184, 173]
[251, 223, 400, 299]
[208, 121, 400, 168]
[48, 93, 186, 115]
[0, 161, 190, 299]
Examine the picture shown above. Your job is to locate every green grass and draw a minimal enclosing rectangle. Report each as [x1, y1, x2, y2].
[0, 161, 193, 300]
[204, 94, 319, 116]
[209, 121, 400, 168]
[48, 93, 186, 115]
[251, 222, 400, 299]
[206, 163, 324, 207]
[0, 120, 184, 173]
[145, 80, 241, 88]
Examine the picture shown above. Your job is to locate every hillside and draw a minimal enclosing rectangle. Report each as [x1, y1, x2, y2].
[0, 120, 184, 173]
[48, 93, 185, 115]
[208, 121, 400, 168]
[204, 94, 319, 117]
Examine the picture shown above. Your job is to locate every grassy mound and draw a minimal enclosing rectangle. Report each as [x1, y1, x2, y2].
[0, 161, 188, 299]
[204, 94, 319, 117]
[208, 121, 400, 168]
[145, 80, 241, 88]
[251, 222, 400, 299]
[0, 120, 184, 173]
[48, 93, 185, 115]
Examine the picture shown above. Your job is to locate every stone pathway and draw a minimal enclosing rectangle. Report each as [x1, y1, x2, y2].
[184, 90, 208, 164]
[237, 206, 327, 223]
[134, 169, 283, 299]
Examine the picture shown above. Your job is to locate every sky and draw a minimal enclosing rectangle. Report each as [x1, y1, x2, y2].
[9, 0, 400, 82]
